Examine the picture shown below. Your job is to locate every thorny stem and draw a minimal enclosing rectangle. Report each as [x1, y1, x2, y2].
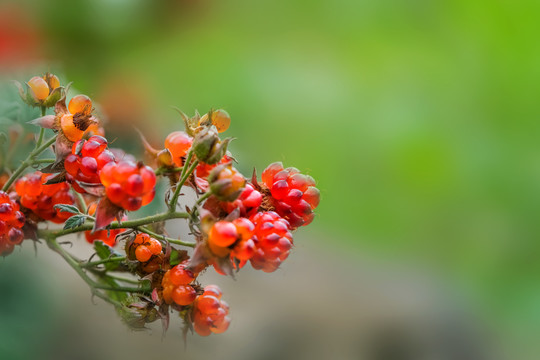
[138, 226, 195, 247]
[169, 150, 199, 212]
[38, 211, 190, 238]
[2, 136, 56, 192]
[81, 256, 126, 268]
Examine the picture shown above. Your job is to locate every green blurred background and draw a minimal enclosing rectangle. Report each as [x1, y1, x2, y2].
[1, 0, 540, 359]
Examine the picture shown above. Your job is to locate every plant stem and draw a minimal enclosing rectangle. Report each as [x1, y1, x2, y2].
[81, 256, 126, 268]
[169, 150, 199, 212]
[44, 234, 123, 307]
[2, 136, 56, 192]
[74, 191, 88, 214]
[137, 226, 195, 247]
[36, 107, 46, 147]
[40, 211, 189, 238]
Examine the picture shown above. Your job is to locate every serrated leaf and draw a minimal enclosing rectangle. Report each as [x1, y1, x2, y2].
[94, 240, 122, 271]
[53, 204, 81, 215]
[63, 215, 86, 230]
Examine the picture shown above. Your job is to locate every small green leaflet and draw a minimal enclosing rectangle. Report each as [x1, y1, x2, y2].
[63, 215, 86, 230]
[54, 204, 81, 215]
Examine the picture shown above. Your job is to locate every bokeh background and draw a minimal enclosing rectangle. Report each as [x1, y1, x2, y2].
[1, 0, 540, 359]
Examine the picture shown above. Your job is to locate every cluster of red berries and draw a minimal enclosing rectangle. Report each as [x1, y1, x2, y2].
[192, 285, 231, 336]
[15, 172, 75, 223]
[64, 135, 116, 193]
[220, 183, 263, 217]
[162, 262, 197, 306]
[261, 162, 320, 228]
[0, 191, 25, 256]
[249, 211, 293, 273]
[100, 161, 156, 211]
[208, 218, 255, 263]
[84, 203, 126, 247]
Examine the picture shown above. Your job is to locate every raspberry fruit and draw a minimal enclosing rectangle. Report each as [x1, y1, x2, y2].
[131, 233, 162, 262]
[193, 285, 231, 336]
[84, 203, 126, 246]
[207, 218, 255, 263]
[15, 172, 76, 223]
[0, 191, 25, 256]
[99, 161, 156, 211]
[164, 131, 193, 167]
[249, 211, 293, 273]
[261, 162, 319, 228]
[65, 135, 115, 193]
[221, 183, 262, 217]
[162, 263, 197, 306]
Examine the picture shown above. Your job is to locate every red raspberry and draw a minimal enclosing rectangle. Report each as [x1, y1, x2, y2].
[64, 135, 115, 193]
[0, 190, 25, 257]
[15, 172, 76, 223]
[220, 183, 262, 217]
[131, 233, 162, 262]
[84, 203, 126, 246]
[162, 263, 197, 306]
[99, 161, 156, 211]
[207, 218, 255, 262]
[261, 162, 319, 229]
[164, 131, 193, 167]
[249, 211, 293, 273]
[192, 285, 231, 336]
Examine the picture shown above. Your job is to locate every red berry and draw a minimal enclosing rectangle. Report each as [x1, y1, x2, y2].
[208, 221, 237, 247]
[165, 131, 193, 167]
[0, 190, 26, 256]
[260, 162, 320, 228]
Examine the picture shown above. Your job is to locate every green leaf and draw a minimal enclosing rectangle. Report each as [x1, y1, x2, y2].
[53, 204, 81, 215]
[63, 215, 86, 230]
[94, 241, 122, 271]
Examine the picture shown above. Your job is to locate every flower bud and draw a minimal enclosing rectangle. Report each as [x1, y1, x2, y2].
[208, 163, 246, 201]
[193, 126, 233, 165]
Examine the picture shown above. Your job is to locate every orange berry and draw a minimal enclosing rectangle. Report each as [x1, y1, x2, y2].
[171, 285, 197, 306]
[68, 94, 92, 115]
[27, 76, 49, 100]
[208, 221, 237, 247]
[164, 131, 192, 166]
[135, 246, 153, 262]
[60, 114, 84, 142]
[199, 109, 231, 133]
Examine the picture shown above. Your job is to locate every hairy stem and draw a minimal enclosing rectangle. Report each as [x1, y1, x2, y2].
[2, 136, 56, 192]
[169, 150, 199, 212]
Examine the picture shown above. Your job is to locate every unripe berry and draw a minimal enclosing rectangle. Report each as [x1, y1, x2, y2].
[28, 76, 49, 100]
[199, 109, 231, 133]
[68, 94, 93, 115]
[164, 131, 193, 167]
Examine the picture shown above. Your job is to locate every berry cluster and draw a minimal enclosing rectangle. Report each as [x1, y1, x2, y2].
[64, 135, 116, 193]
[15, 172, 75, 223]
[220, 183, 263, 217]
[162, 263, 197, 306]
[261, 162, 320, 228]
[192, 285, 231, 336]
[0, 191, 25, 256]
[100, 161, 156, 211]
[130, 233, 162, 262]
[6, 73, 321, 341]
[249, 211, 293, 273]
